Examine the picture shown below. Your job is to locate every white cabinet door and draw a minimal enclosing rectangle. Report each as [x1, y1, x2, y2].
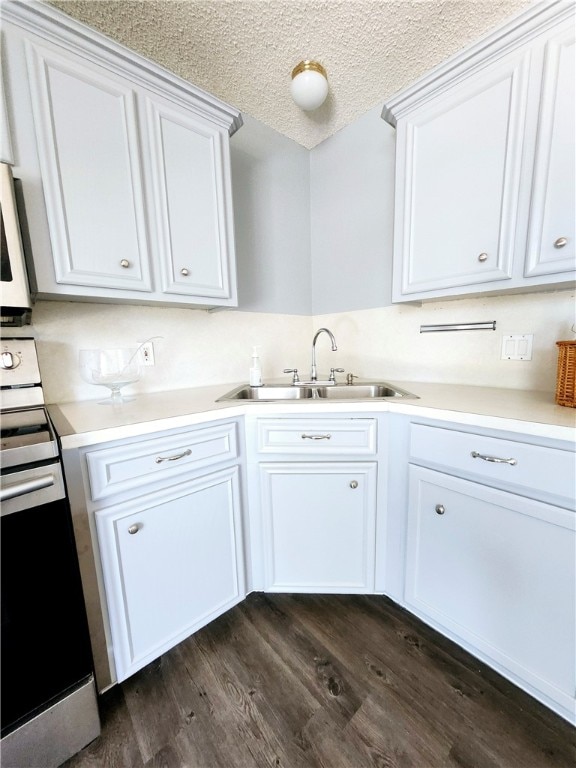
[25, 40, 153, 292]
[3, 4, 240, 308]
[144, 95, 236, 301]
[525, 23, 576, 278]
[393, 51, 530, 298]
[405, 465, 576, 718]
[260, 462, 377, 593]
[96, 466, 245, 682]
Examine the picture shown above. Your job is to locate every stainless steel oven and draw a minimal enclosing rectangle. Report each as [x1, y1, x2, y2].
[0, 162, 33, 325]
[1, 337, 100, 767]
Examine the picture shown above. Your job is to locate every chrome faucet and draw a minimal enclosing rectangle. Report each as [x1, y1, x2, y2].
[310, 327, 337, 382]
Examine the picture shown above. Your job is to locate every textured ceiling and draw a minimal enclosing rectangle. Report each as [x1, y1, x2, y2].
[49, 0, 532, 148]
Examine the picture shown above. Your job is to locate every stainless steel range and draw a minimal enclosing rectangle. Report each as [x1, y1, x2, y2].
[1, 337, 101, 767]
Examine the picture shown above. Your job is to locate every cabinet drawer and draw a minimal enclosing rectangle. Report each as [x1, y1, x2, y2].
[257, 418, 377, 455]
[86, 422, 238, 501]
[410, 423, 575, 505]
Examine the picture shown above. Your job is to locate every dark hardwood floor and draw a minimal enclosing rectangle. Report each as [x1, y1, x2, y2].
[63, 593, 575, 768]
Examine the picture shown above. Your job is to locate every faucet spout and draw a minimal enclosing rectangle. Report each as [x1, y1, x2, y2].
[311, 327, 337, 382]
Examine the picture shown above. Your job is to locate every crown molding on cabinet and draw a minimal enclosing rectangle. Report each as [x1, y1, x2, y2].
[0, 0, 243, 136]
[381, 0, 574, 127]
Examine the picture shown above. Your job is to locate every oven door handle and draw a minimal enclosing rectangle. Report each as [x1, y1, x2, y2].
[0, 473, 56, 502]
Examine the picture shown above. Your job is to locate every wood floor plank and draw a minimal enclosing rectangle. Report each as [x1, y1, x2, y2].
[121, 656, 185, 763]
[344, 692, 452, 768]
[278, 594, 576, 768]
[152, 643, 250, 768]
[238, 593, 365, 723]
[184, 601, 321, 768]
[61, 684, 143, 768]
[64, 593, 575, 768]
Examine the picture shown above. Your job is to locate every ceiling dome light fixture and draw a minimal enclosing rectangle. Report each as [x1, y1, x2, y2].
[290, 60, 328, 111]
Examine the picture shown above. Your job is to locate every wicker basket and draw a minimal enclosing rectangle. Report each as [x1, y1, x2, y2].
[555, 340, 576, 407]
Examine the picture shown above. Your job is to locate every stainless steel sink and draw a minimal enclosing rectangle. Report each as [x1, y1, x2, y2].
[315, 383, 416, 399]
[218, 385, 316, 401]
[217, 381, 418, 402]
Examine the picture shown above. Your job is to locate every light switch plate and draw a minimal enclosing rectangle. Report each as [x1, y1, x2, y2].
[501, 334, 533, 361]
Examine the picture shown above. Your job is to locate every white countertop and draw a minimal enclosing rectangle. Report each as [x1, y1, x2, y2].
[48, 380, 576, 449]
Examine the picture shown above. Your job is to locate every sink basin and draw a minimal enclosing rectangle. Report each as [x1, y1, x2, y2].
[315, 383, 416, 399]
[218, 385, 316, 401]
[217, 381, 418, 402]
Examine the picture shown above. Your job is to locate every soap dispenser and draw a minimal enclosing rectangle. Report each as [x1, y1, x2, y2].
[250, 346, 262, 386]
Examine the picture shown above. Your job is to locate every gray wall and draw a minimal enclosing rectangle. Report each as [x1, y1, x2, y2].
[230, 107, 396, 316]
[310, 104, 396, 314]
[231, 115, 311, 315]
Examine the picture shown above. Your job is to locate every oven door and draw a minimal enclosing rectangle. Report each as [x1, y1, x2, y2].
[1, 461, 97, 741]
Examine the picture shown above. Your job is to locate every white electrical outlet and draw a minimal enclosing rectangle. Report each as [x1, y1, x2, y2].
[501, 334, 533, 361]
[139, 341, 155, 366]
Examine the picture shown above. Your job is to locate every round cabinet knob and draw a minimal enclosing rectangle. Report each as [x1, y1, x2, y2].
[435, 504, 445, 515]
[180, 268, 189, 276]
[554, 237, 568, 249]
[349, 480, 359, 489]
[478, 253, 488, 263]
[128, 524, 140, 535]
[120, 259, 130, 268]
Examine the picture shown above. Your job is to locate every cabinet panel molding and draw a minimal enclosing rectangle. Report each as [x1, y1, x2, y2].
[3, 1, 241, 308]
[397, 55, 528, 295]
[409, 422, 576, 507]
[386, 3, 575, 303]
[144, 96, 235, 300]
[524, 26, 576, 277]
[260, 461, 377, 593]
[25, 40, 153, 291]
[257, 417, 377, 455]
[406, 465, 576, 716]
[86, 422, 238, 501]
[96, 465, 245, 681]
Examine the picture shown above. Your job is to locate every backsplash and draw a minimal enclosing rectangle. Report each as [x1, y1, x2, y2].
[31, 302, 310, 404]
[317, 289, 575, 393]
[30, 288, 574, 404]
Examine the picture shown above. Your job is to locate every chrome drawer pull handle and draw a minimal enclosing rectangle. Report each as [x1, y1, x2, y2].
[120, 259, 130, 268]
[554, 237, 568, 249]
[128, 524, 140, 535]
[301, 433, 332, 440]
[478, 252, 488, 262]
[349, 480, 358, 489]
[0, 473, 55, 502]
[471, 451, 517, 466]
[435, 504, 445, 515]
[155, 448, 192, 464]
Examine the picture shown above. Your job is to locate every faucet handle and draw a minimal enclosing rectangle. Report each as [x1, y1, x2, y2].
[283, 368, 300, 384]
[329, 367, 345, 383]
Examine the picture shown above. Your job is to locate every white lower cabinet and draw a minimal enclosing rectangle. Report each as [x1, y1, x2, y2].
[405, 464, 576, 720]
[69, 407, 575, 726]
[260, 462, 377, 592]
[248, 416, 380, 594]
[96, 466, 245, 682]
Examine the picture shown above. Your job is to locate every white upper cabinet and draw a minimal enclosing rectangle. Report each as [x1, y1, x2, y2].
[524, 23, 575, 278]
[2, 1, 241, 308]
[383, 3, 575, 302]
[144, 94, 234, 299]
[396, 53, 528, 294]
[25, 41, 153, 292]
